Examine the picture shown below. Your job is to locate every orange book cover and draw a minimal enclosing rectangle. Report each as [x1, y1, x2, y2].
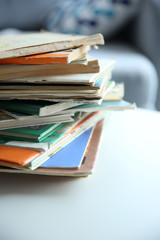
[0, 46, 88, 65]
[66, 112, 99, 136]
[0, 52, 69, 65]
[0, 146, 42, 167]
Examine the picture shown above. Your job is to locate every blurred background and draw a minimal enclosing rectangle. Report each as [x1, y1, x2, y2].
[0, 0, 159, 110]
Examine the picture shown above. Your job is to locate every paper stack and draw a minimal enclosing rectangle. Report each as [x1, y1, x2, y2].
[0, 32, 136, 177]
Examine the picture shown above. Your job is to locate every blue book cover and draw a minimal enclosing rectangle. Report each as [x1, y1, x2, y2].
[40, 127, 93, 168]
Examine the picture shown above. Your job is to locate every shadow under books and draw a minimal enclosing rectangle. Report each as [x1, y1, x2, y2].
[0, 172, 83, 196]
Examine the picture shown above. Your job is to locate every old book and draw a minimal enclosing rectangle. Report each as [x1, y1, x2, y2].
[5, 141, 49, 152]
[1, 97, 102, 105]
[103, 82, 124, 101]
[0, 110, 73, 130]
[0, 111, 105, 170]
[0, 146, 42, 167]
[0, 100, 82, 117]
[40, 127, 93, 169]
[0, 46, 90, 64]
[4, 112, 89, 144]
[0, 61, 114, 103]
[0, 59, 100, 80]
[0, 81, 113, 120]
[0, 79, 105, 91]
[1, 109, 38, 120]
[0, 77, 110, 100]
[0, 59, 114, 84]
[1, 109, 41, 120]
[0, 123, 63, 141]
[3, 113, 88, 147]
[0, 119, 104, 176]
[0, 32, 104, 59]
[58, 100, 136, 114]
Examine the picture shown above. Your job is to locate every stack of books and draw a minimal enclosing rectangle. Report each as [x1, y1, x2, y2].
[0, 32, 135, 177]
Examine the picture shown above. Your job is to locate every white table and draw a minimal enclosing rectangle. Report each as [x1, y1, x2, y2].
[1, 109, 160, 240]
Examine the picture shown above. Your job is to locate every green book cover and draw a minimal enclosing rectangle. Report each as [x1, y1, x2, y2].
[0, 100, 82, 117]
[42, 122, 75, 145]
[0, 123, 64, 142]
[0, 137, 7, 144]
[42, 112, 101, 146]
[0, 100, 58, 115]
[42, 113, 86, 145]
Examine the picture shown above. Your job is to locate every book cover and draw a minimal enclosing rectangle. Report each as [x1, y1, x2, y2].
[0, 111, 105, 171]
[0, 146, 42, 167]
[0, 113, 84, 143]
[58, 100, 136, 114]
[5, 141, 49, 152]
[104, 83, 124, 101]
[0, 32, 104, 59]
[23, 111, 105, 170]
[0, 78, 111, 105]
[0, 60, 114, 86]
[42, 112, 99, 146]
[0, 100, 80, 117]
[0, 46, 89, 64]
[41, 127, 93, 168]
[0, 81, 104, 91]
[0, 58, 100, 81]
[0, 80, 109, 101]
[1, 109, 38, 120]
[0, 119, 104, 176]
[0, 110, 73, 130]
[0, 123, 63, 141]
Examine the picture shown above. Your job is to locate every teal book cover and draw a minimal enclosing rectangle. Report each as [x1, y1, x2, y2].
[64, 100, 136, 112]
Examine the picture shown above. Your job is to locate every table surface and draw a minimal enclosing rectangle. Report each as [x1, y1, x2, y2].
[1, 109, 160, 240]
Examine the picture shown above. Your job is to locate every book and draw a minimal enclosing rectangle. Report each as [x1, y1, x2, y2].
[57, 100, 136, 114]
[1, 128, 93, 168]
[5, 141, 49, 152]
[103, 83, 125, 101]
[0, 146, 42, 167]
[1, 97, 102, 106]
[0, 110, 38, 120]
[0, 78, 107, 91]
[42, 112, 102, 147]
[4, 113, 89, 145]
[41, 127, 93, 169]
[0, 59, 114, 84]
[0, 32, 104, 59]
[0, 79, 106, 94]
[0, 100, 81, 117]
[0, 58, 100, 81]
[0, 111, 105, 170]
[0, 76, 111, 100]
[0, 119, 104, 176]
[0, 123, 63, 141]
[0, 80, 114, 120]
[0, 63, 114, 104]
[0, 46, 89, 64]
[0, 110, 73, 130]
